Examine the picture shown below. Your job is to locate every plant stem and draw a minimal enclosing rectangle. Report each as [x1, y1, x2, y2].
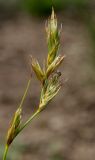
[3, 79, 31, 160]
[3, 145, 9, 160]
[18, 109, 41, 134]
[18, 79, 31, 109]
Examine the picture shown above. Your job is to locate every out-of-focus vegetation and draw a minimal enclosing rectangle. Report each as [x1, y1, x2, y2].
[85, 15, 95, 65]
[20, 0, 63, 15]
[19, 0, 91, 16]
[51, 153, 63, 160]
[0, 0, 90, 16]
[0, 144, 21, 160]
[1, 142, 32, 160]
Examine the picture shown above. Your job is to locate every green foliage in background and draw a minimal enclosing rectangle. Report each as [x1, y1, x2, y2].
[0, 0, 90, 16]
[62, 0, 88, 9]
[85, 15, 95, 65]
[19, 0, 89, 15]
[20, 0, 63, 15]
[51, 153, 63, 160]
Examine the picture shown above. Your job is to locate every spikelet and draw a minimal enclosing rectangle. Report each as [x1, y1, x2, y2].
[31, 57, 45, 83]
[39, 72, 62, 110]
[6, 108, 22, 146]
[46, 7, 60, 66]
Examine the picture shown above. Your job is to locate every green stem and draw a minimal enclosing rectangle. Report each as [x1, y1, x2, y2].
[3, 79, 31, 160]
[3, 145, 9, 160]
[18, 79, 31, 109]
[18, 109, 41, 134]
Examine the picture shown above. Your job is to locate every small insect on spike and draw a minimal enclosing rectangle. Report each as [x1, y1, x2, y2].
[46, 55, 65, 77]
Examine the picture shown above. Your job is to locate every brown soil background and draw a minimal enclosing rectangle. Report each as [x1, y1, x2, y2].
[0, 14, 95, 160]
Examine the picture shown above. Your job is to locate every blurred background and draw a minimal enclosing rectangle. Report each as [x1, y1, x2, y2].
[0, 0, 95, 160]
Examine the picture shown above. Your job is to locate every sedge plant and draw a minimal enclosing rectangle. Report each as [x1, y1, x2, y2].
[3, 8, 64, 160]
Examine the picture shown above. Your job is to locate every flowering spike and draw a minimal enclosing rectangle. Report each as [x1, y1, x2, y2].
[3, 8, 64, 160]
